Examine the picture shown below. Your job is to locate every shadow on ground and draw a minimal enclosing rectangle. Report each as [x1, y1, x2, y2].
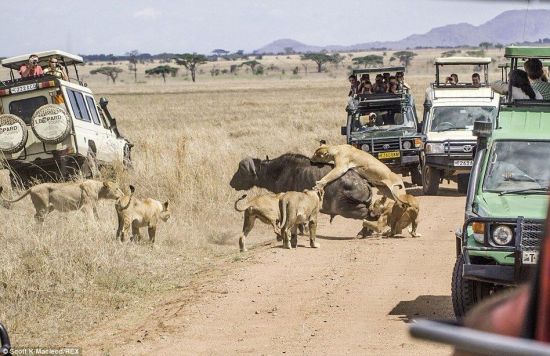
[389, 295, 454, 323]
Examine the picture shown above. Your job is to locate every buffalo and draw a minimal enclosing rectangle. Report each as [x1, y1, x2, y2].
[230, 153, 374, 235]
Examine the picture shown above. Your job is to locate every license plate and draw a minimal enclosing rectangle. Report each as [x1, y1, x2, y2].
[454, 160, 473, 167]
[522, 251, 539, 265]
[378, 151, 400, 160]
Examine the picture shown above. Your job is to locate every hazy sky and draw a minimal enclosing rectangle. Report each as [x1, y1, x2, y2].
[2, 0, 549, 56]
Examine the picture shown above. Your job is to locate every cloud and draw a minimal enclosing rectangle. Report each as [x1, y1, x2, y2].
[133, 7, 161, 20]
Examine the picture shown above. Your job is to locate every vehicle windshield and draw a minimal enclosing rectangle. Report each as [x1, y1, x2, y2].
[430, 106, 497, 132]
[351, 106, 415, 133]
[483, 141, 550, 193]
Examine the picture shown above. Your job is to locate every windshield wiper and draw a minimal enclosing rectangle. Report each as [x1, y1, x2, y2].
[435, 127, 468, 132]
[499, 187, 550, 196]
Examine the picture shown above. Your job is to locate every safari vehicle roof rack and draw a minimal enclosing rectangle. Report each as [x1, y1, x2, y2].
[351, 66, 405, 75]
[504, 46, 550, 59]
[433, 57, 492, 88]
[1, 50, 84, 82]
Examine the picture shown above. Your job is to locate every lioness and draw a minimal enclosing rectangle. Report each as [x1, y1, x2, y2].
[311, 143, 408, 207]
[278, 188, 324, 249]
[234, 193, 284, 252]
[0, 180, 123, 222]
[362, 194, 421, 238]
[115, 185, 171, 243]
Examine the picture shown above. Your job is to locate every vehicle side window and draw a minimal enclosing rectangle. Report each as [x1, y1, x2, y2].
[9, 96, 48, 124]
[85, 96, 101, 126]
[67, 89, 91, 122]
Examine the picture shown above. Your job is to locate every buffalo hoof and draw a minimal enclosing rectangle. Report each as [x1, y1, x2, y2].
[310, 241, 320, 248]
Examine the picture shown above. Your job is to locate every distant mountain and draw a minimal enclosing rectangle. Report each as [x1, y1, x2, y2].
[254, 9, 550, 54]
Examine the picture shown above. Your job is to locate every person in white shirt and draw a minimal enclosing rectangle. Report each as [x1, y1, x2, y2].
[509, 69, 543, 100]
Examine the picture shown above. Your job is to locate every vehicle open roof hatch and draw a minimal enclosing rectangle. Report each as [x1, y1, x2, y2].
[352, 66, 406, 75]
[1, 50, 84, 70]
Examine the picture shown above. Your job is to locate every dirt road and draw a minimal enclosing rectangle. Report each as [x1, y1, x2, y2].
[83, 186, 464, 355]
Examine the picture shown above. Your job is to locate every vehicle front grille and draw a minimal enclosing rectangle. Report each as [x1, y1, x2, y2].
[372, 139, 400, 152]
[445, 142, 476, 155]
[520, 219, 545, 251]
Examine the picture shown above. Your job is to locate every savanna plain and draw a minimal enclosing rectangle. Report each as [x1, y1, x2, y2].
[0, 49, 506, 354]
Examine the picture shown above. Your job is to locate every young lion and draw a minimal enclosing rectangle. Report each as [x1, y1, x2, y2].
[278, 188, 324, 249]
[115, 185, 171, 243]
[363, 194, 421, 238]
[234, 193, 284, 252]
[0, 180, 123, 222]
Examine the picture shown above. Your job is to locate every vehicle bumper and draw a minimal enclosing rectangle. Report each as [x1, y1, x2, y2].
[459, 216, 543, 286]
[425, 154, 473, 172]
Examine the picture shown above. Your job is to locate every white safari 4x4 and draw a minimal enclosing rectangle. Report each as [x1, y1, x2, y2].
[0, 50, 132, 187]
[421, 57, 500, 195]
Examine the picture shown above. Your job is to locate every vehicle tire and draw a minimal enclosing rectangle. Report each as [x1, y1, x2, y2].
[457, 174, 470, 194]
[0, 114, 28, 154]
[422, 164, 440, 195]
[410, 165, 422, 186]
[9, 170, 31, 190]
[81, 151, 99, 179]
[31, 104, 72, 144]
[123, 143, 132, 169]
[451, 254, 494, 318]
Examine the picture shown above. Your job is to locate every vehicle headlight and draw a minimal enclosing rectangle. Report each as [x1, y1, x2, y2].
[425, 142, 444, 154]
[361, 144, 370, 152]
[472, 222, 485, 244]
[492, 225, 513, 245]
[403, 141, 412, 149]
[414, 137, 422, 147]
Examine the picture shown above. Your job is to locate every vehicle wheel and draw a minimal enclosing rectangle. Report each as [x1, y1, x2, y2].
[451, 254, 494, 318]
[410, 165, 422, 186]
[123, 144, 132, 169]
[9, 170, 33, 190]
[81, 151, 99, 179]
[0, 114, 28, 154]
[457, 174, 470, 194]
[422, 164, 440, 195]
[31, 104, 71, 144]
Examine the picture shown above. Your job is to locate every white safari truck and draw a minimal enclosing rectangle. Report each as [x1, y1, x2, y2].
[421, 57, 500, 195]
[0, 50, 132, 187]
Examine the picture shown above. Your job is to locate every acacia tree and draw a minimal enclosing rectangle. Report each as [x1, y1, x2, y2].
[301, 53, 334, 73]
[145, 65, 178, 83]
[173, 53, 208, 82]
[393, 51, 417, 70]
[240, 60, 263, 74]
[126, 50, 139, 82]
[352, 55, 384, 68]
[90, 66, 123, 83]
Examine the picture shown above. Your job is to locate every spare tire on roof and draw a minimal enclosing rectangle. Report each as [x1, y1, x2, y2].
[0, 114, 28, 154]
[31, 104, 72, 144]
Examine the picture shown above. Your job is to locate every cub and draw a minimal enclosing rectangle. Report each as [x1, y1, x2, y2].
[116, 185, 171, 243]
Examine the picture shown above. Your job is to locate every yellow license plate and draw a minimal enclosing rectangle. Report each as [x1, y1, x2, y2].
[378, 151, 401, 159]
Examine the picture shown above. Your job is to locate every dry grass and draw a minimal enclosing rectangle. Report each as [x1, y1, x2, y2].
[0, 47, 506, 344]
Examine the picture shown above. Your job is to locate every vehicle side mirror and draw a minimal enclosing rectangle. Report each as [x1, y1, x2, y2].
[341, 126, 347, 136]
[99, 97, 109, 109]
[417, 122, 423, 133]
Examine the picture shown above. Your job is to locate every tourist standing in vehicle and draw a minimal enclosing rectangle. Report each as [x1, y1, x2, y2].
[524, 59, 550, 100]
[348, 75, 359, 97]
[509, 69, 543, 100]
[44, 57, 68, 81]
[19, 54, 43, 77]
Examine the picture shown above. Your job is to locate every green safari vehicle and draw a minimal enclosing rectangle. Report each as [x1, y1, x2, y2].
[452, 46, 550, 317]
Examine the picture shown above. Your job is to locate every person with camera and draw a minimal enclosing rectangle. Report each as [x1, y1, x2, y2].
[19, 54, 43, 77]
[44, 57, 68, 81]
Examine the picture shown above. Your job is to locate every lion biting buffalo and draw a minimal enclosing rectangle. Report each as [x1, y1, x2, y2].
[230, 153, 376, 245]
